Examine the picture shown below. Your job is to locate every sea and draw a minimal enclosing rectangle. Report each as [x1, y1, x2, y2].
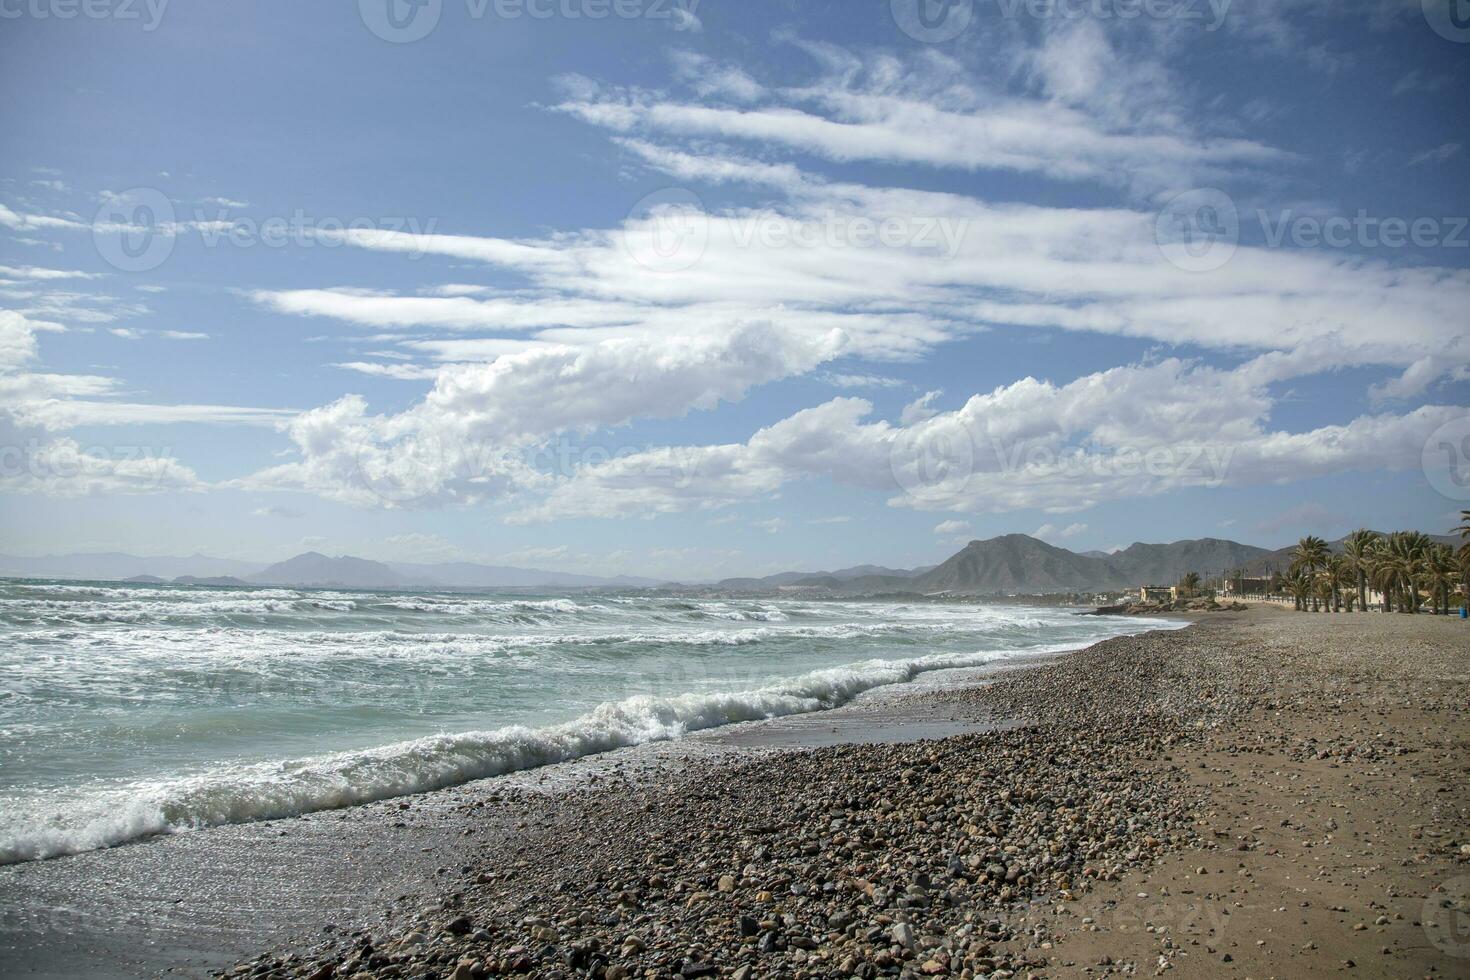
[0, 578, 1179, 864]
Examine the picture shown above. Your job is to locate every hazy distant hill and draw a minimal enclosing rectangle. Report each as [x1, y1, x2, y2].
[250, 553, 665, 590]
[0, 552, 265, 581]
[715, 563, 929, 591]
[0, 550, 661, 590]
[714, 534, 1313, 595]
[10, 530, 1457, 595]
[172, 575, 253, 587]
[386, 560, 659, 589]
[248, 552, 416, 589]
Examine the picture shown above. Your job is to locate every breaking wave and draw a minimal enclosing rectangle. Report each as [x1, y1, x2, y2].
[0, 644, 1046, 863]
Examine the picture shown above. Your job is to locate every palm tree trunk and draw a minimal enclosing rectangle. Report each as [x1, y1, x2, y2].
[1357, 571, 1367, 612]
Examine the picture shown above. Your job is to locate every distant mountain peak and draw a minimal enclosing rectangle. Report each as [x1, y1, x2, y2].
[248, 552, 413, 589]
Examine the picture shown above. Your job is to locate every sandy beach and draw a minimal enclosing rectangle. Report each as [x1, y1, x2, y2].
[4, 606, 1467, 979]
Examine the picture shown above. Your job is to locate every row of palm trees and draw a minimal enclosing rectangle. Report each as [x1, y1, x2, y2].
[1274, 519, 1470, 614]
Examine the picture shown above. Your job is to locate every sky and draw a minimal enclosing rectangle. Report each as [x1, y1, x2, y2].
[0, 0, 1467, 580]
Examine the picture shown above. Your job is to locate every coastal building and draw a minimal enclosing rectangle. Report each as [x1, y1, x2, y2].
[1139, 585, 1176, 602]
[1221, 576, 1273, 597]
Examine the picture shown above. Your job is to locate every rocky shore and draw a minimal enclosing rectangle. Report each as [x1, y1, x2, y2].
[221, 608, 1468, 980]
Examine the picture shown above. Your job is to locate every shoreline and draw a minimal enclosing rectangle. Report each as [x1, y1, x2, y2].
[0, 607, 1158, 868]
[0, 628, 1120, 979]
[4, 608, 1467, 978]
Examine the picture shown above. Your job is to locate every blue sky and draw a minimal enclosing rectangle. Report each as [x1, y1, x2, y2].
[1, 0, 1467, 579]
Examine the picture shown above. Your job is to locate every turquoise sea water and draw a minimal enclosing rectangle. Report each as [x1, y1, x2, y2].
[0, 578, 1177, 862]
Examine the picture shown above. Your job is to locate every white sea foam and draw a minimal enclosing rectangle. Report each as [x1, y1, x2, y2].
[0, 578, 1185, 865]
[0, 642, 1084, 863]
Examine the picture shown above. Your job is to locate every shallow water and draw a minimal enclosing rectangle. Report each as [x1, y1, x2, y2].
[0, 579, 1177, 862]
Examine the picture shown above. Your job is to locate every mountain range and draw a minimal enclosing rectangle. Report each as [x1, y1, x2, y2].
[709, 531, 1461, 595]
[0, 550, 658, 590]
[3, 531, 1457, 594]
[713, 534, 1275, 594]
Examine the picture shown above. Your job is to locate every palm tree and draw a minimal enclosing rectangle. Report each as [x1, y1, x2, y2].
[1285, 570, 1312, 612]
[1342, 529, 1379, 613]
[1370, 533, 1402, 612]
[1370, 551, 1396, 612]
[1458, 543, 1470, 615]
[1455, 510, 1470, 539]
[1425, 544, 1457, 615]
[1379, 531, 1431, 613]
[1328, 554, 1355, 612]
[1291, 536, 1330, 612]
[1316, 575, 1335, 615]
[1178, 571, 1201, 598]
